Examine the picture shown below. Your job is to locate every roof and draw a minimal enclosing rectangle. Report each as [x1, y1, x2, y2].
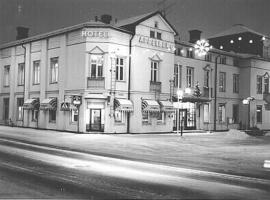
[115, 11, 178, 36]
[0, 21, 132, 50]
[209, 24, 266, 39]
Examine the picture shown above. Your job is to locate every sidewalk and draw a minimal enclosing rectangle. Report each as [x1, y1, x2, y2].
[0, 125, 269, 179]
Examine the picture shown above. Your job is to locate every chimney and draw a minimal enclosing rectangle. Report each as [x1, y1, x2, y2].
[16, 26, 29, 40]
[189, 29, 202, 43]
[100, 14, 112, 24]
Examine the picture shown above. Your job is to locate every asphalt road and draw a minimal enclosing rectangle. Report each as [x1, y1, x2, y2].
[0, 137, 269, 199]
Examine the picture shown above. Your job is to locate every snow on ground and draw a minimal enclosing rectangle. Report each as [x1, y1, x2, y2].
[0, 126, 269, 179]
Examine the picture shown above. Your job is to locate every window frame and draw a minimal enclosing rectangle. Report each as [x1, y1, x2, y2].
[174, 64, 182, 87]
[89, 54, 103, 78]
[157, 112, 165, 124]
[257, 75, 263, 94]
[116, 57, 125, 81]
[142, 112, 150, 124]
[49, 110, 57, 123]
[17, 98, 24, 121]
[233, 74, 240, 93]
[17, 63, 25, 86]
[264, 76, 269, 93]
[71, 109, 79, 123]
[114, 110, 126, 124]
[33, 60, 41, 85]
[50, 57, 59, 84]
[256, 105, 262, 123]
[186, 67, 194, 88]
[204, 70, 210, 88]
[218, 103, 226, 123]
[232, 104, 239, 124]
[219, 72, 226, 92]
[151, 60, 159, 82]
[3, 65, 10, 87]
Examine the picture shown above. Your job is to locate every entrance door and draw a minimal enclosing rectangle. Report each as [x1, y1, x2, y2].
[89, 109, 103, 131]
[174, 108, 196, 130]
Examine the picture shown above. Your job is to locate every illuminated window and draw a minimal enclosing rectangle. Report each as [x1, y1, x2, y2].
[116, 57, 125, 81]
[219, 72, 226, 92]
[18, 63, 25, 86]
[151, 61, 159, 82]
[186, 67, 194, 87]
[218, 104, 226, 123]
[256, 105, 262, 123]
[4, 65, 10, 87]
[17, 98, 24, 121]
[33, 60, 40, 85]
[50, 57, 59, 83]
[257, 76, 262, 94]
[90, 55, 103, 78]
[71, 109, 78, 122]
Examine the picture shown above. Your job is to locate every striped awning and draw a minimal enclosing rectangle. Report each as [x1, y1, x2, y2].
[40, 98, 57, 111]
[142, 100, 160, 112]
[23, 99, 39, 110]
[159, 100, 174, 112]
[114, 98, 133, 112]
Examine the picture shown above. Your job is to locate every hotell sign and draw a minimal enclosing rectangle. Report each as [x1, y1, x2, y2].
[138, 35, 175, 51]
[81, 30, 109, 38]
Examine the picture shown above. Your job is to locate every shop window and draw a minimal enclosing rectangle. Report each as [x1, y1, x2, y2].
[151, 61, 159, 82]
[233, 74, 239, 93]
[218, 104, 226, 123]
[33, 60, 40, 85]
[114, 111, 125, 123]
[157, 112, 165, 124]
[174, 64, 182, 87]
[50, 57, 59, 83]
[257, 76, 262, 94]
[17, 98, 24, 121]
[71, 109, 78, 122]
[232, 104, 239, 123]
[90, 55, 103, 78]
[32, 110, 38, 122]
[18, 63, 25, 86]
[49, 110, 56, 123]
[203, 104, 209, 123]
[3, 65, 10, 87]
[256, 105, 262, 123]
[142, 112, 150, 124]
[219, 72, 226, 92]
[186, 67, 194, 87]
[116, 57, 125, 81]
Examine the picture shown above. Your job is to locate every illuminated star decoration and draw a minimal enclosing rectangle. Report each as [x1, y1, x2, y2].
[194, 39, 210, 57]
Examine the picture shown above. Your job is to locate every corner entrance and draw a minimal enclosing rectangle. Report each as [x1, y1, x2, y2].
[89, 109, 104, 131]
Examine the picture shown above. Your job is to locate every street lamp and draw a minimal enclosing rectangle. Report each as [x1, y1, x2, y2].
[242, 97, 255, 129]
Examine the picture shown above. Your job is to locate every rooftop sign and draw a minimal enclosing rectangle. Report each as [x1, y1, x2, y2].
[81, 30, 109, 38]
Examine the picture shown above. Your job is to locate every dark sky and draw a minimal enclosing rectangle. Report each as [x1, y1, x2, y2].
[1, 0, 270, 45]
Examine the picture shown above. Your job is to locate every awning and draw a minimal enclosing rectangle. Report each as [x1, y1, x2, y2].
[114, 98, 133, 112]
[159, 100, 174, 112]
[23, 99, 39, 110]
[40, 98, 57, 111]
[60, 102, 78, 111]
[142, 100, 160, 112]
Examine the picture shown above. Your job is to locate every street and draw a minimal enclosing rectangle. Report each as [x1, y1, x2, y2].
[0, 127, 270, 199]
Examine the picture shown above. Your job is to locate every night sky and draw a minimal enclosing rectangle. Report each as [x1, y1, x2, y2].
[0, 0, 270, 45]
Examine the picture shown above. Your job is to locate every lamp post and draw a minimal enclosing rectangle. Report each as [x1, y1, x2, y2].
[243, 97, 255, 129]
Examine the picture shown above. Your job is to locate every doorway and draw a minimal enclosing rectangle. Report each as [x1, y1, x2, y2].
[89, 109, 104, 131]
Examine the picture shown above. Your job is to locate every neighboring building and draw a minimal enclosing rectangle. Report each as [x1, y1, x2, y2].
[1, 12, 270, 133]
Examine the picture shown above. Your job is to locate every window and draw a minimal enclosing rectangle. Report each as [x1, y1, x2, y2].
[150, 30, 162, 40]
[233, 58, 239, 66]
[218, 104, 226, 123]
[233, 74, 239, 93]
[204, 70, 210, 88]
[49, 110, 56, 123]
[32, 110, 38, 122]
[116, 57, 125, 81]
[4, 65, 10, 87]
[33, 60, 40, 85]
[18, 63, 25, 86]
[114, 111, 125, 123]
[174, 64, 181, 87]
[150, 30, 155, 38]
[232, 104, 239, 123]
[205, 54, 212, 62]
[90, 55, 103, 78]
[187, 49, 194, 58]
[203, 104, 209, 123]
[257, 76, 262, 94]
[71, 109, 78, 122]
[264, 76, 269, 93]
[50, 57, 59, 83]
[142, 112, 150, 123]
[220, 56, 226, 64]
[176, 48, 184, 56]
[219, 72, 226, 92]
[154, 21, 158, 28]
[256, 105, 262, 123]
[186, 67, 194, 87]
[3, 98, 9, 120]
[157, 112, 165, 124]
[151, 61, 159, 82]
[156, 32, 162, 40]
[17, 98, 24, 121]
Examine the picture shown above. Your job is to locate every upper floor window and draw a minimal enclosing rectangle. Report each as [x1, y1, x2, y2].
[220, 56, 227, 64]
[233, 74, 239, 93]
[50, 57, 59, 83]
[257, 76, 262, 94]
[264, 76, 269, 93]
[154, 21, 158, 28]
[233, 58, 239, 66]
[3, 65, 10, 87]
[90, 55, 103, 78]
[204, 70, 210, 88]
[187, 49, 194, 58]
[150, 30, 162, 40]
[156, 32, 162, 40]
[186, 67, 194, 87]
[174, 64, 182, 87]
[18, 63, 25, 86]
[151, 61, 159, 82]
[33, 60, 40, 85]
[205, 53, 212, 62]
[150, 30, 155, 38]
[219, 72, 226, 92]
[116, 57, 125, 81]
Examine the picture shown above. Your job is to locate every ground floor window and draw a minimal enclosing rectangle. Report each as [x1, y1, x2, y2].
[114, 111, 126, 123]
[3, 98, 9, 120]
[203, 104, 209, 123]
[232, 104, 239, 123]
[49, 110, 56, 123]
[157, 112, 165, 124]
[71, 109, 78, 122]
[256, 105, 262, 123]
[32, 110, 38, 122]
[142, 112, 150, 124]
[218, 104, 226, 123]
[17, 98, 24, 121]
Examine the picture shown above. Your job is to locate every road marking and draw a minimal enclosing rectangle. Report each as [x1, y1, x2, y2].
[264, 160, 270, 168]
